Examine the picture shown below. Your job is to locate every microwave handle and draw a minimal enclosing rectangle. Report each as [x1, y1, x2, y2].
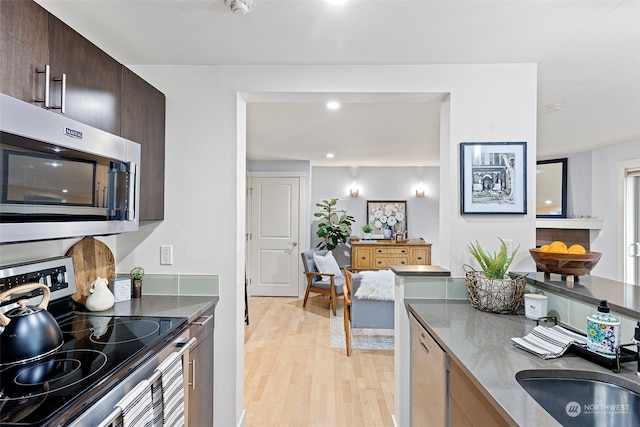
[128, 162, 137, 221]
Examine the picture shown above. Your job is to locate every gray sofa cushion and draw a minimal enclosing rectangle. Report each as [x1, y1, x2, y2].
[351, 274, 394, 329]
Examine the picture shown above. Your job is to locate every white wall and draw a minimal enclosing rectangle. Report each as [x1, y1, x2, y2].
[310, 166, 441, 265]
[1, 64, 537, 427]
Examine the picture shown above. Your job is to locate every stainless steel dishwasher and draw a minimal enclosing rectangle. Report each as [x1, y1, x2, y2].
[410, 312, 450, 426]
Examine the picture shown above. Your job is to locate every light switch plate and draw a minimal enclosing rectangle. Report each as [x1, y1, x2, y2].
[160, 245, 173, 265]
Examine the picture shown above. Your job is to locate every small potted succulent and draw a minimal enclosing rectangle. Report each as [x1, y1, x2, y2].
[361, 224, 374, 239]
[130, 266, 145, 298]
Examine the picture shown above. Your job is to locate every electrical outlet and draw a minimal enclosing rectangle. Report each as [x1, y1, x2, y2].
[160, 245, 173, 265]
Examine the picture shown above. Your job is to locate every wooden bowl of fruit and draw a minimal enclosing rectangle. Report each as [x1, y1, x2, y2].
[529, 242, 602, 279]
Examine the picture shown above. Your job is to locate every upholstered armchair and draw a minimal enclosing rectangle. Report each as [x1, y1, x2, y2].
[300, 250, 345, 316]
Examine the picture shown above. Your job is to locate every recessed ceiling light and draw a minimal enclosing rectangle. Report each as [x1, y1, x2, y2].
[326, 101, 341, 110]
[326, 153, 335, 159]
[545, 200, 553, 204]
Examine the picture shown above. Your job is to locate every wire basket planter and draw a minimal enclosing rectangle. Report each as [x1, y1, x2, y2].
[465, 270, 527, 314]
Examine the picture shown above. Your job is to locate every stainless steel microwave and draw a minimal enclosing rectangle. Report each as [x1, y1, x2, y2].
[0, 93, 140, 243]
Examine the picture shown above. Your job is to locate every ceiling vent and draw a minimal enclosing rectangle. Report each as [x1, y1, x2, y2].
[226, 0, 254, 15]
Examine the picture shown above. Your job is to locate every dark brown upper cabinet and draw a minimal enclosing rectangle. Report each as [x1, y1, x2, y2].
[0, 0, 49, 102]
[47, 15, 122, 135]
[1, 2, 122, 135]
[121, 67, 166, 221]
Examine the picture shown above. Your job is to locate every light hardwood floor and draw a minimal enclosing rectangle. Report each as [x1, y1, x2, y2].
[244, 295, 394, 427]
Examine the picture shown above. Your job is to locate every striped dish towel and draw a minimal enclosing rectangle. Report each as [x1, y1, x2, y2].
[155, 352, 185, 427]
[151, 375, 164, 426]
[511, 325, 588, 359]
[114, 380, 154, 427]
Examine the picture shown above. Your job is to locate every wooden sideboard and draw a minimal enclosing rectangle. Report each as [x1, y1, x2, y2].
[351, 240, 432, 270]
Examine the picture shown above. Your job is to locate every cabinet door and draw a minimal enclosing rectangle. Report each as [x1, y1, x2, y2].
[0, 0, 48, 102]
[352, 246, 374, 270]
[188, 310, 214, 426]
[450, 360, 510, 427]
[48, 14, 122, 134]
[121, 67, 166, 220]
[410, 248, 429, 265]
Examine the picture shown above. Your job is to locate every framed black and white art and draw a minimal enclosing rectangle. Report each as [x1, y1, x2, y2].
[460, 142, 527, 214]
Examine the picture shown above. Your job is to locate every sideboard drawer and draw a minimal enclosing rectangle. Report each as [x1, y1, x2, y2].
[351, 241, 431, 270]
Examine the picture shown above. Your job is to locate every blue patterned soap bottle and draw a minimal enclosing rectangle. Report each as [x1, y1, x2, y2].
[586, 300, 620, 356]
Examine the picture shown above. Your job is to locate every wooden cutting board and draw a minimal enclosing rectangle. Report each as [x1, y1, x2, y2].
[65, 236, 115, 305]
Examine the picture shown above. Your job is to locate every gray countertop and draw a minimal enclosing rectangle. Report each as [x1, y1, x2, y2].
[406, 299, 640, 426]
[391, 265, 451, 277]
[515, 272, 640, 319]
[86, 295, 218, 322]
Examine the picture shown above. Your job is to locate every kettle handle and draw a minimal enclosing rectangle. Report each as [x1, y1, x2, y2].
[0, 283, 51, 327]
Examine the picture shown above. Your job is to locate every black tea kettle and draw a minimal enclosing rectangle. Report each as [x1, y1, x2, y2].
[0, 283, 63, 366]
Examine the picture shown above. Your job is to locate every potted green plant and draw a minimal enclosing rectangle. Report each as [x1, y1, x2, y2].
[361, 224, 374, 239]
[314, 198, 355, 251]
[468, 238, 519, 279]
[130, 266, 145, 298]
[465, 238, 525, 313]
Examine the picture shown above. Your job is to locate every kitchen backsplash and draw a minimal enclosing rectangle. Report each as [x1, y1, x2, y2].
[116, 273, 219, 296]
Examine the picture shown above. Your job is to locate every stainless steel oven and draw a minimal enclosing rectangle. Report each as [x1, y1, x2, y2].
[0, 93, 140, 243]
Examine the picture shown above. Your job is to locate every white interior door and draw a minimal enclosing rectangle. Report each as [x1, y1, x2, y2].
[248, 175, 300, 296]
[624, 169, 640, 284]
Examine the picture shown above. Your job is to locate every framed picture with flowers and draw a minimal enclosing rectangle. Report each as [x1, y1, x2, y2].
[366, 201, 407, 239]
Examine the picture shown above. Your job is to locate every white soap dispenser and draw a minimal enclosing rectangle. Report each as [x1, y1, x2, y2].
[586, 300, 620, 356]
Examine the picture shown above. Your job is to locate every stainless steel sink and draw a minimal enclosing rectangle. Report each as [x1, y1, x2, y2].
[516, 369, 640, 426]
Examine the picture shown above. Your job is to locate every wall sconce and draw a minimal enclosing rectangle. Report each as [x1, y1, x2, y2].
[415, 183, 426, 198]
[349, 183, 359, 198]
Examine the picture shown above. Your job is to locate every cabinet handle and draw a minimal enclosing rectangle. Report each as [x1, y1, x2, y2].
[192, 315, 213, 326]
[36, 65, 50, 108]
[188, 359, 196, 390]
[52, 73, 67, 114]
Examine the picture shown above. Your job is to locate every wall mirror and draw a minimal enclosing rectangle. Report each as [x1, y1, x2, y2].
[536, 158, 567, 218]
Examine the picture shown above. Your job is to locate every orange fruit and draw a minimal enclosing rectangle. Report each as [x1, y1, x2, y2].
[539, 245, 551, 252]
[567, 244, 586, 254]
[549, 241, 568, 253]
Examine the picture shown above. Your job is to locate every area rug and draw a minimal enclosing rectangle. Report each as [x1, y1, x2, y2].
[330, 305, 394, 351]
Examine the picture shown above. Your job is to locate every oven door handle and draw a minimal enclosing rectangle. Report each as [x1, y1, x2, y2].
[176, 337, 197, 357]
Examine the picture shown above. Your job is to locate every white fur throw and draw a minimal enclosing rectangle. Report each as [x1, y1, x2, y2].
[354, 270, 395, 301]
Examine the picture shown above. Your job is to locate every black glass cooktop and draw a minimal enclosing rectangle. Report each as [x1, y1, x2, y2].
[0, 314, 187, 426]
